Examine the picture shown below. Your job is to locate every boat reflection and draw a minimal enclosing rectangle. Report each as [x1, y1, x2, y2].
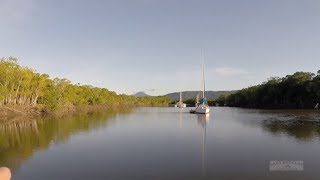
[179, 109, 184, 128]
[196, 114, 210, 177]
[197, 113, 210, 128]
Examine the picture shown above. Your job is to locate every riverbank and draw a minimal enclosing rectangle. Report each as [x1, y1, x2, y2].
[0, 104, 170, 121]
[0, 105, 128, 120]
[0, 106, 39, 118]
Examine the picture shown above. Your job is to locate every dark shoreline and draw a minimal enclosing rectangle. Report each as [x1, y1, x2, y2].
[0, 105, 126, 121]
[0, 104, 171, 121]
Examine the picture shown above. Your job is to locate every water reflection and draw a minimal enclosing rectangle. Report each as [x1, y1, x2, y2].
[4, 107, 320, 179]
[197, 114, 209, 128]
[0, 112, 121, 172]
[196, 114, 210, 177]
[179, 109, 183, 129]
[252, 110, 320, 141]
[228, 108, 320, 141]
[262, 120, 320, 141]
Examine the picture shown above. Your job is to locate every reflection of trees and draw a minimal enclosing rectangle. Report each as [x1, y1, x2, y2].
[262, 120, 320, 141]
[0, 111, 124, 172]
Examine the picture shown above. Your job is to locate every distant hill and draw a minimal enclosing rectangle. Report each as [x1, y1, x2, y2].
[132, 92, 151, 97]
[165, 91, 236, 101]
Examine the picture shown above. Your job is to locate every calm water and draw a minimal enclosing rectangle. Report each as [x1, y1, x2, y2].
[1, 107, 320, 180]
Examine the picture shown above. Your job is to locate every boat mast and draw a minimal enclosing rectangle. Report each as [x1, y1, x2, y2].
[180, 91, 182, 103]
[202, 53, 205, 99]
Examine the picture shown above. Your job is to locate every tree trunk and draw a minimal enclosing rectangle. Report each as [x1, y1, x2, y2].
[15, 78, 22, 105]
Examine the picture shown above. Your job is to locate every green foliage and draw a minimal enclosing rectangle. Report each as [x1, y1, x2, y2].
[215, 71, 320, 109]
[0, 57, 171, 111]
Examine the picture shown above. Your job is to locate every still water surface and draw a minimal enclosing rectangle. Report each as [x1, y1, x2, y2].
[1, 107, 320, 180]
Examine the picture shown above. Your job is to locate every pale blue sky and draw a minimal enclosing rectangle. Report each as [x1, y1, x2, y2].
[1, 0, 320, 95]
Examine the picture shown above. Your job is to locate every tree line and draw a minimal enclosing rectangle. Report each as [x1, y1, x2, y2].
[0, 57, 171, 112]
[215, 71, 320, 109]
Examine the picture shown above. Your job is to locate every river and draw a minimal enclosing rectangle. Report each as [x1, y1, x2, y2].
[1, 107, 320, 180]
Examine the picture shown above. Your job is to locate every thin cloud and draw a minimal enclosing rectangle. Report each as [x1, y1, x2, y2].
[214, 67, 249, 76]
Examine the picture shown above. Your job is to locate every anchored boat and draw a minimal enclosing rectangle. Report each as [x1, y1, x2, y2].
[176, 91, 187, 108]
[190, 55, 210, 114]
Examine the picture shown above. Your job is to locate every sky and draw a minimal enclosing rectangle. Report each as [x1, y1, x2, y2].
[1, 0, 320, 96]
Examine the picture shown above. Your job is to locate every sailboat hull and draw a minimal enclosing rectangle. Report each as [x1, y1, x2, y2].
[176, 92, 186, 108]
[195, 108, 210, 114]
[190, 106, 210, 114]
[177, 103, 186, 108]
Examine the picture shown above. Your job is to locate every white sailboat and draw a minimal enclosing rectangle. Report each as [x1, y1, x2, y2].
[190, 55, 210, 114]
[176, 91, 187, 108]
